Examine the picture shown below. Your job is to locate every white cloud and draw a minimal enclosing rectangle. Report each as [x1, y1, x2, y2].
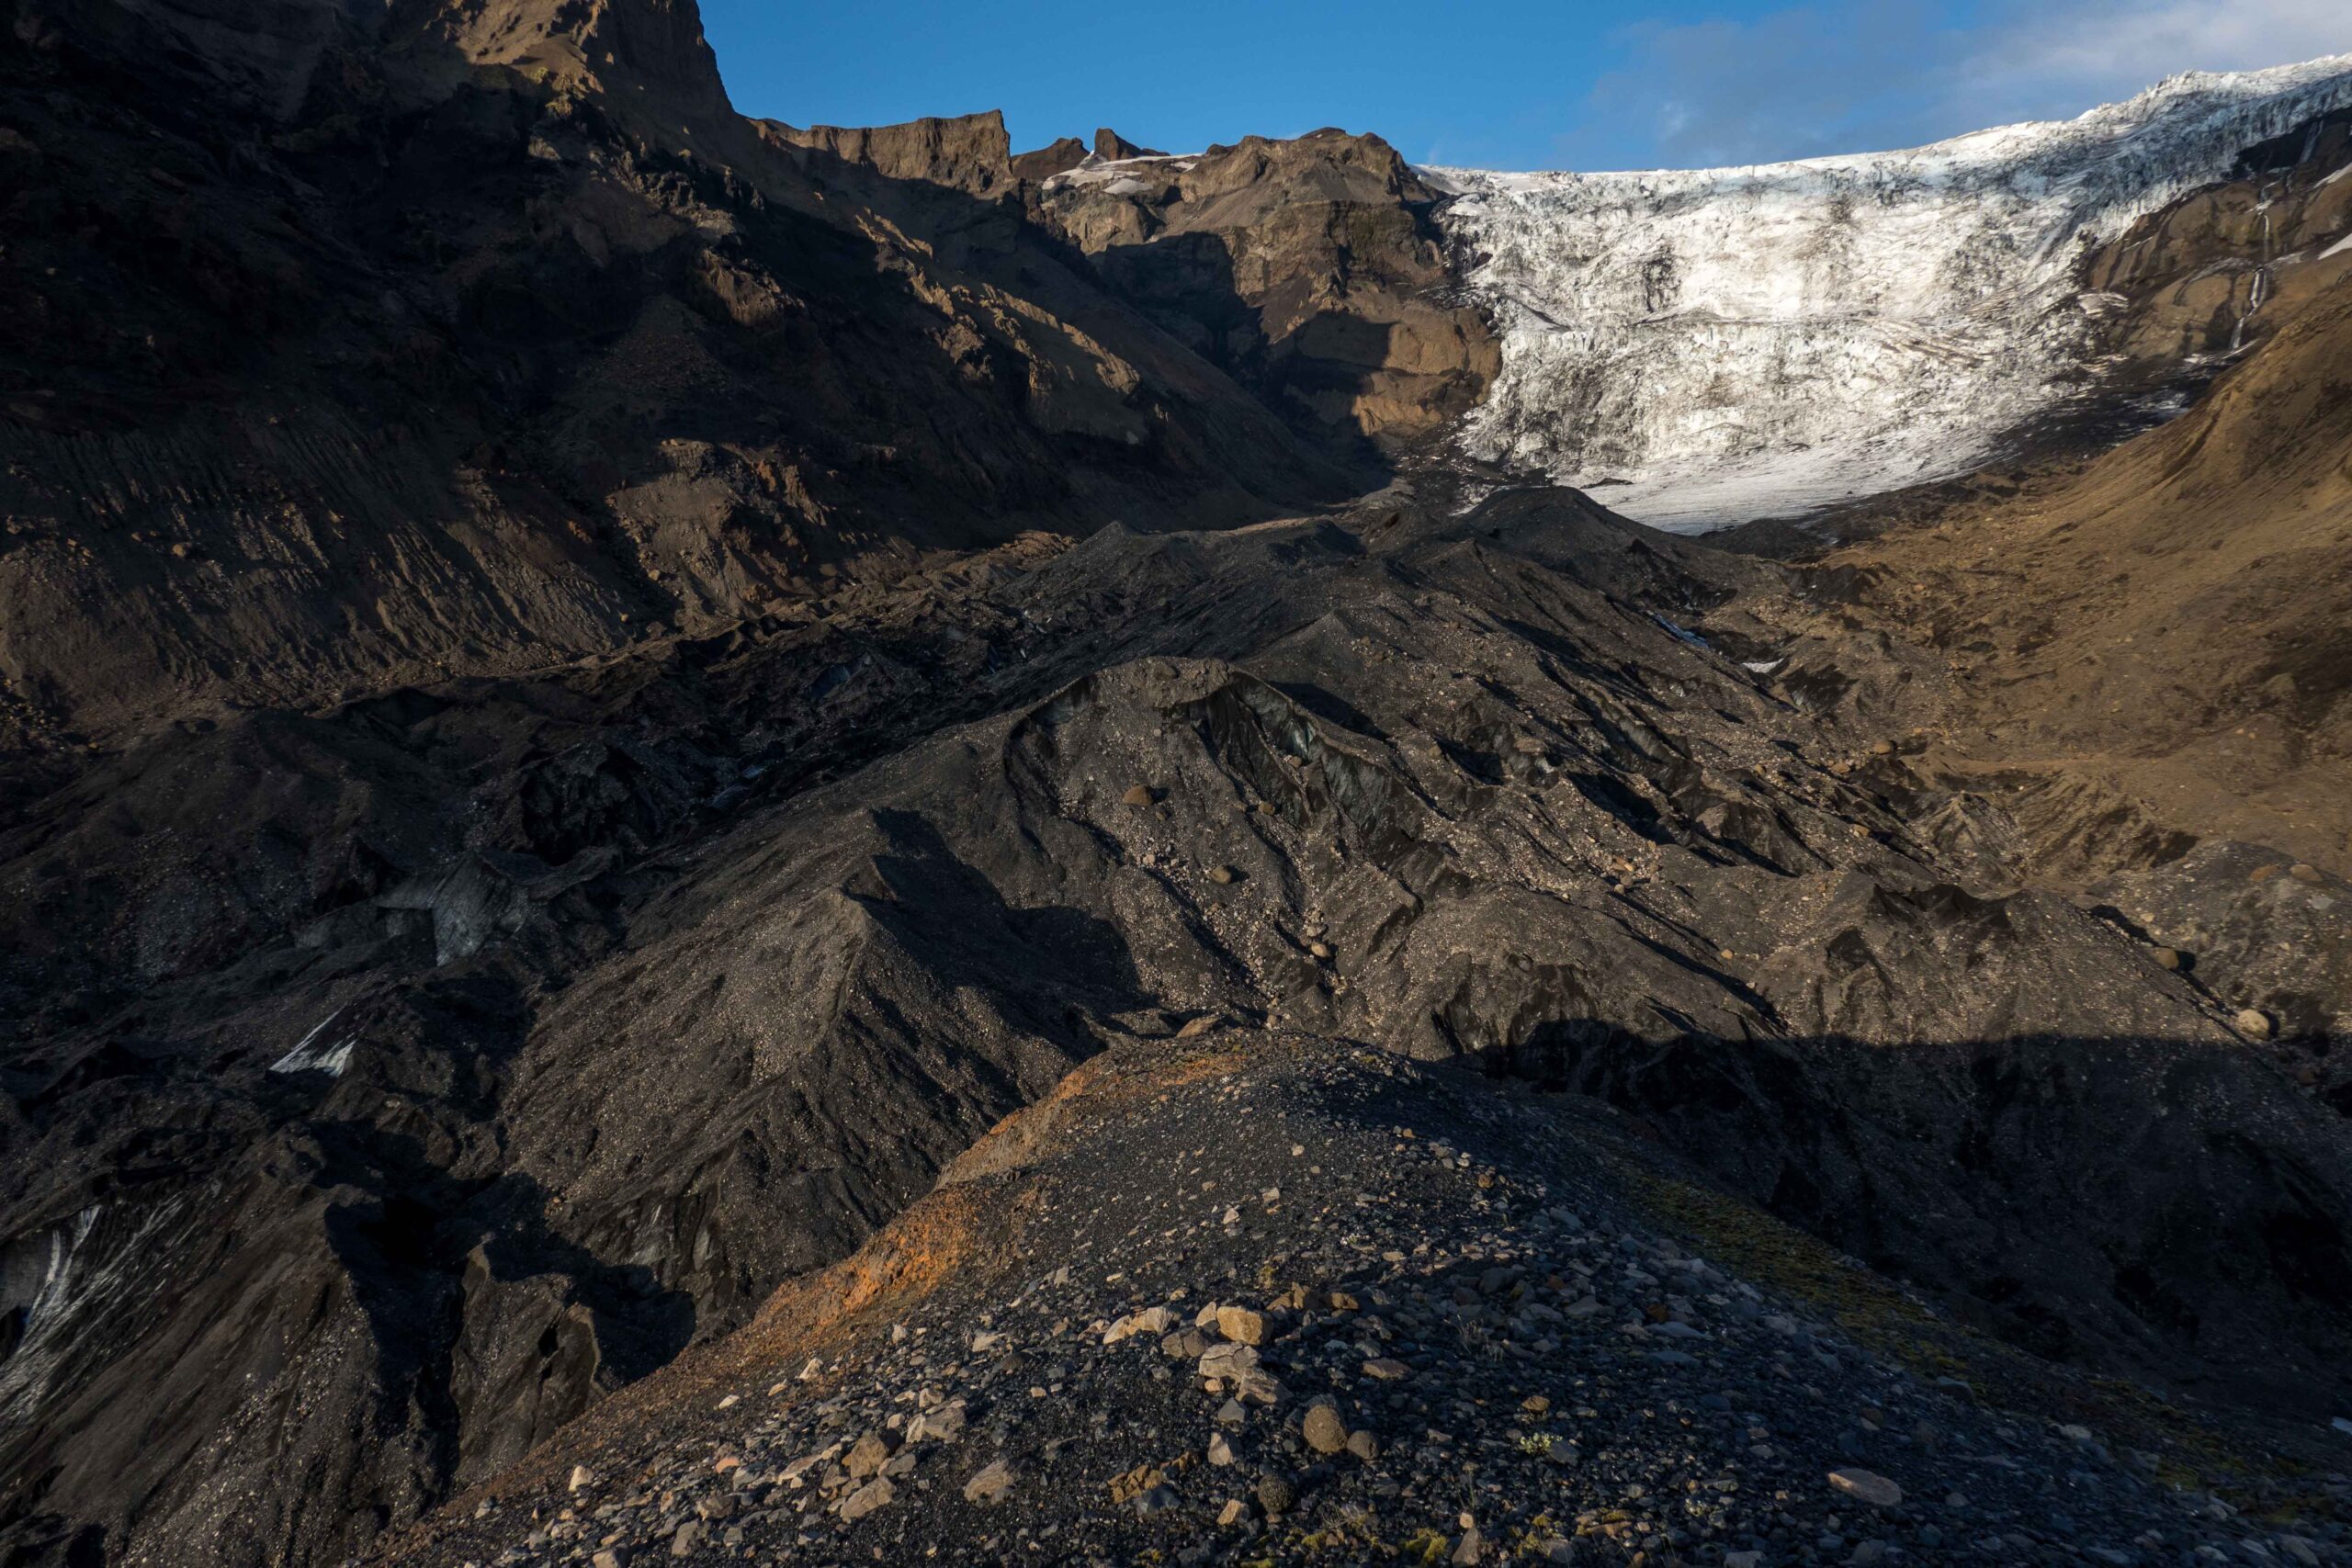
[1952, 0, 2352, 116]
[1553, 0, 2352, 171]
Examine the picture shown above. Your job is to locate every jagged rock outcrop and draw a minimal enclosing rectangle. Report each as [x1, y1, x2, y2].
[389, 0, 738, 132]
[767, 108, 1017, 196]
[1009, 133, 1086, 182]
[1092, 126, 1162, 160]
[1037, 128, 1500, 466]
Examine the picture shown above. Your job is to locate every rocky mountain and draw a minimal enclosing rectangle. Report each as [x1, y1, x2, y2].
[381, 1032, 2343, 1568]
[0, 0, 1385, 745]
[3, 5, 2350, 1567]
[1034, 129, 1500, 464]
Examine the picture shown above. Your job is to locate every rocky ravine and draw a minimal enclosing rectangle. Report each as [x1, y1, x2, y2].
[4, 4, 2352, 1567]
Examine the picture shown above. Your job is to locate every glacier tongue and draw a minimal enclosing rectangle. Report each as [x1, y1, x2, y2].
[1430, 55, 2352, 532]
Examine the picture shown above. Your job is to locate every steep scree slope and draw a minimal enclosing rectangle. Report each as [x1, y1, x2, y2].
[381, 1034, 2351, 1568]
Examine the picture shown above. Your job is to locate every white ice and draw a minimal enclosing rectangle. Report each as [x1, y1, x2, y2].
[1430, 56, 2352, 532]
[271, 1010, 356, 1076]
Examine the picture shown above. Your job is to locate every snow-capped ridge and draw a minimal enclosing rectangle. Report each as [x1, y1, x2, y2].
[1430, 54, 2352, 529]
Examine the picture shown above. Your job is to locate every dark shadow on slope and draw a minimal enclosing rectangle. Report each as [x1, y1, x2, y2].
[1464, 1025, 2352, 1420]
[1092, 231, 1404, 479]
[861, 807, 1146, 1019]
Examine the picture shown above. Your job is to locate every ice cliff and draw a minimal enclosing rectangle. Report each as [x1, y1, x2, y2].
[1430, 56, 2352, 528]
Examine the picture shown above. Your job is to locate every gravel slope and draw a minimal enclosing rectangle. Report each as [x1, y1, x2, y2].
[384, 1032, 2350, 1567]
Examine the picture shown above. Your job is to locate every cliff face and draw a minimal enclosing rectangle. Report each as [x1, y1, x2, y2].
[387, 0, 737, 127]
[767, 108, 1017, 195]
[1037, 128, 1501, 466]
[2083, 106, 2352, 367]
[755, 115, 1499, 471]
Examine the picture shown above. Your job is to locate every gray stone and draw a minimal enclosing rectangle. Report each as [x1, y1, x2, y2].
[1303, 1402, 1348, 1455]
[1200, 1342, 1261, 1382]
[961, 1459, 1015, 1506]
[907, 1400, 967, 1443]
[843, 1433, 896, 1480]
[1133, 1484, 1180, 1516]
[838, 1478, 895, 1522]
[1829, 1468, 1904, 1509]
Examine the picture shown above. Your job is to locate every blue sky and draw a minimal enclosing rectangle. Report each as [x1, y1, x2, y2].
[698, 0, 2351, 170]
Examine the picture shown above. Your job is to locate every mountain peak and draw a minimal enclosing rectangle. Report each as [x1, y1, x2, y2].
[387, 0, 733, 126]
[1092, 126, 1164, 160]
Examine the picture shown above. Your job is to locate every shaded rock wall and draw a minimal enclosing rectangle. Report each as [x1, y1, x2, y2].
[1036, 129, 1501, 468]
[0, 2, 1350, 744]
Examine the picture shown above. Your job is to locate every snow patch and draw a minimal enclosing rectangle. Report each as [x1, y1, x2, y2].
[1431, 55, 2352, 532]
[0, 1200, 191, 1427]
[1043, 152, 1197, 191]
[271, 1010, 356, 1076]
[2322, 230, 2352, 261]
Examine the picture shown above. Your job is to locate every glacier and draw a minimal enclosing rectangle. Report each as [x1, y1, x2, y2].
[1428, 56, 2352, 531]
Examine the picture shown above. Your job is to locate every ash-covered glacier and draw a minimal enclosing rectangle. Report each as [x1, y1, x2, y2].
[1430, 56, 2352, 529]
